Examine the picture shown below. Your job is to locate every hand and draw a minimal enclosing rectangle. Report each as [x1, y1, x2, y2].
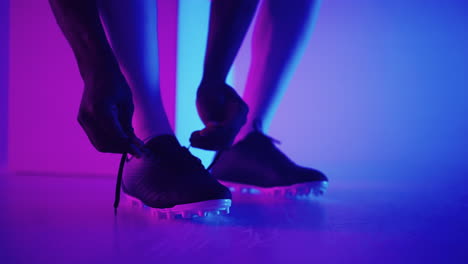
[77, 73, 144, 157]
[190, 83, 248, 150]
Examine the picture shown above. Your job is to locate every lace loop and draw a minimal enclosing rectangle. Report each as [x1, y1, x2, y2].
[114, 152, 127, 214]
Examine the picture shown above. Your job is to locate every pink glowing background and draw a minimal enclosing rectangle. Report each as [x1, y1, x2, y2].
[3, 0, 468, 177]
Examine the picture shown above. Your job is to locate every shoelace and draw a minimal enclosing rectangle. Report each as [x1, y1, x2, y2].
[113, 141, 156, 213]
[114, 152, 128, 214]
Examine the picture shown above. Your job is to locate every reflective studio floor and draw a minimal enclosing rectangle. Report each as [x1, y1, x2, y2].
[1, 161, 467, 264]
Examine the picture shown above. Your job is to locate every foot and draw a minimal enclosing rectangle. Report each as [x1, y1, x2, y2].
[119, 135, 232, 219]
[210, 130, 328, 199]
[190, 83, 248, 150]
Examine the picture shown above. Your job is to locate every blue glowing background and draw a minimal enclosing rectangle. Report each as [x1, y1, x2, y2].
[175, 0, 468, 174]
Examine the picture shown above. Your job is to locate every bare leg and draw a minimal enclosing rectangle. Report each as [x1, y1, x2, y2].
[95, 0, 231, 215]
[48, 0, 144, 156]
[208, 0, 327, 197]
[191, 0, 259, 150]
[201, 0, 260, 87]
[98, 0, 173, 141]
[237, 0, 322, 140]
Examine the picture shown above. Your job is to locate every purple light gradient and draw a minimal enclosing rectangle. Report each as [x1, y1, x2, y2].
[0, 0, 8, 169]
[2, 1, 468, 263]
[7, 0, 178, 175]
[1, 163, 467, 263]
[6, 0, 468, 180]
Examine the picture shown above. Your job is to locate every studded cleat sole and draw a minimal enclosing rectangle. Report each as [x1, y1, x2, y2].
[121, 192, 232, 220]
[219, 180, 328, 199]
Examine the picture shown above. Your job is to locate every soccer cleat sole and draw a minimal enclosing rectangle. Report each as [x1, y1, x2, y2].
[121, 192, 232, 219]
[219, 180, 328, 199]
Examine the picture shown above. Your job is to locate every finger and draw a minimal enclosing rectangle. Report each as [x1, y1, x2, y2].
[189, 125, 233, 150]
[78, 114, 109, 152]
[78, 110, 124, 152]
[93, 104, 137, 154]
[198, 123, 222, 136]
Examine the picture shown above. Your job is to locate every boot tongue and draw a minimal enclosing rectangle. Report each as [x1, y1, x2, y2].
[145, 135, 181, 155]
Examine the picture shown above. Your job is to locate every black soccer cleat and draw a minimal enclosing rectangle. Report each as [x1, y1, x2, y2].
[210, 129, 328, 199]
[114, 135, 232, 219]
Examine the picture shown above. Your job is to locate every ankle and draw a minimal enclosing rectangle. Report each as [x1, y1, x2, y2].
[235, 119, 264, 143]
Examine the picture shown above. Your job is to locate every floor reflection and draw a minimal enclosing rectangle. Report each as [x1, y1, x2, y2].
[1, 161, 468, 263]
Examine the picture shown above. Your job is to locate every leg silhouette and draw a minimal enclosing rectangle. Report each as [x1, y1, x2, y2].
[238, 0, 321, 140]
[99, 0, 231, 217]
[48, 0, 144, 156]
[98, 0, 173, 141]
[190, 0, 260, 150]
[210, 0, 328, 198]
